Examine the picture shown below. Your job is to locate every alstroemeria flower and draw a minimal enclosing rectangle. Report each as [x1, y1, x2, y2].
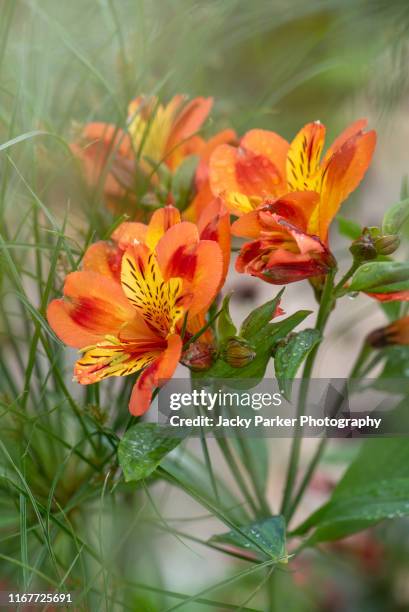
[210, 119, 376, 243]
[367, 316, 409, 347]
[209, 120, 375, 284]
[47, 206, 226, 415]
[72, 95, 213, 212]
[232, 192, 335, 284]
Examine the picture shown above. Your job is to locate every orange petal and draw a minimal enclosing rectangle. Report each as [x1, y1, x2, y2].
[276, 217, 328, 256]
[155, 221, 199, 280]
[197, 198, 231, 281]
[232, 191, 319, 239]
[47, 271, 135, 348]
[323, 119, 368, 161]
[129, 334, 182, 415]
[232, 210, 263, 239]
[195, 129, 237, 189]
[72, 123, 133, 207]
[235, 237, 332, 285]
[146, 205, 182, 249]
[188, 240, 224, 316]
[286, 121, 326, 192]
[241, 129, 288, 191]
[209, 144, 255, 214]
[111, 222, 148, 250]
[366, 291, 409, 302]
[209, 143, 241, 194]
[185, 182, 213, 221]
[80, 122, 133, 158]
[82, 241, 122, 280]
[166, 97, 213, 166]
[47, 299, 108, 349]
[313, 129, 376, 241]
[235, 147, 283, 199]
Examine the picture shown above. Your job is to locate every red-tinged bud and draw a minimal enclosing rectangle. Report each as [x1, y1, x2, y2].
[366, 316, 409, 348]
[373, 234, 400, 256]
[181, 341, 215, 371]
[221, 337, 256, 368]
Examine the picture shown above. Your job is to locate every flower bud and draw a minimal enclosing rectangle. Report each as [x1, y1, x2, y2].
[349, 234, 377, 262]
[221, 337, 256, 368]
[367, 316, 409, 348]
[373, 234, 400, 256]
[181, 342, 215, 371]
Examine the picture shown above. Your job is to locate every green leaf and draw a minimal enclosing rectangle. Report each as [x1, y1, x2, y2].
[382, 197, 409, 235]
[194, 310, 311, 385]
[118, 423, 183, 482]
[274, 329, 321, 400]
[293, 434, 409, 544]
[337, 216, 362, 240]
[240, 289, 284, 339]
[349, 261, 409, 293]
[210, 515, 287, 561]
[217, 294, 237, 342]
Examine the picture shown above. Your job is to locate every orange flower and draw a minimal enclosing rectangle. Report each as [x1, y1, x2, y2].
[232, 192, 335, 284]
[209, 120, 376, 284]
[72, 95, 213, 212]
[47, 206, 226, 415]
[367, 316, 409, 347]
[210, 120, 376, 242]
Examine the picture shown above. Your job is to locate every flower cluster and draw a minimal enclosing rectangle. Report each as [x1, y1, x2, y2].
[48, 93, 409, 415]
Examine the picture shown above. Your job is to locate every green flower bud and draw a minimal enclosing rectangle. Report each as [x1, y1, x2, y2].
[373, 234, 400, 255]
[349, 231, 378, 262]
[221, 337, 256, 368]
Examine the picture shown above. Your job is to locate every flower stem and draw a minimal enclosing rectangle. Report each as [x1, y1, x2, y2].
[280, 269, 336, 520]
[280, 260, 365, 519]
[285, 340, 372, 522]
[333, 261, 360, 297]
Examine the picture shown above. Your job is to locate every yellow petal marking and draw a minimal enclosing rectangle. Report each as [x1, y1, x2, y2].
[121, 249, 184, 336]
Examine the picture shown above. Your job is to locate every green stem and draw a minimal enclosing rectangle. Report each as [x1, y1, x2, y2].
[216, 436, 260, 517]
[280, 270, 336, 519]
[286, 340, 372, 522]
[333, 260, 360, 297]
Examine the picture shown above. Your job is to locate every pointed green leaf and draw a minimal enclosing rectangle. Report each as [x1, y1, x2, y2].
[274, 329, 321, 400]
[293, 430, 409, 544]
[349, 261, 409, 293]
[218, 294, 237, 342]
[118, 423, 183, 482]
[194, 310, 312, 383]
[211, 516, 287, 562]
[240, 289, 284, 339]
